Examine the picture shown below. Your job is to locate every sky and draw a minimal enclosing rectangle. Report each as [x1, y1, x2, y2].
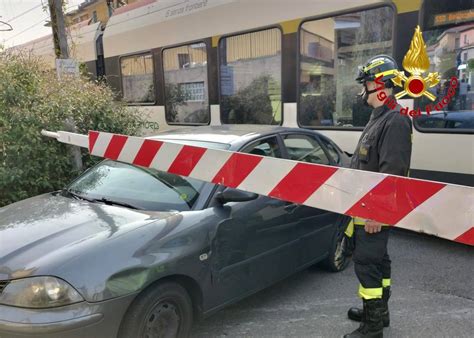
[0, 0, 84, 47]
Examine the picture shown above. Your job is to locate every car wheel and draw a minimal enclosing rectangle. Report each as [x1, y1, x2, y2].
[321, 225, 350, 272]
[118, 282, 193, 338]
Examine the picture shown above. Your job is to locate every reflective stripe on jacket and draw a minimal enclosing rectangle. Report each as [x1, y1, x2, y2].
[345, 218, 389, 237]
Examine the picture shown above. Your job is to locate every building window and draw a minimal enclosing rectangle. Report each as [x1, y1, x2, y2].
[179, 82, 205, 101]
[178, 53, 191, 68]
[163, 43, 209, 124]
[219, 28, 282, 125]
[120, 53, 155, 104]
[298, 6, 394, 128]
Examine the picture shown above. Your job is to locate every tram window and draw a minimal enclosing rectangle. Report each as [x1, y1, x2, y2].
[298, 6, 394, 128]
[163, 43, 209, 124]
[413, 0, 474, 132]
[219, 28, 282, 125]
[120, 53, 155, 104]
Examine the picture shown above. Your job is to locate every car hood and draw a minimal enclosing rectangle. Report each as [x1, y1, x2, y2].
[0, 193, 176, 280]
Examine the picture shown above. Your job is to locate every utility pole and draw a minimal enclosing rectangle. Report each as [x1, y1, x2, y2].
[48, 0, 69, 58]
[48, 0, 83, 171]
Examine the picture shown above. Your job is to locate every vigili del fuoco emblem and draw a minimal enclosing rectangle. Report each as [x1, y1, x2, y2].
[392, 25, 440, 101]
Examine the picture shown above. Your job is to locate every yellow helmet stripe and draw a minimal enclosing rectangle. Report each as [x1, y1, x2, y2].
[363, 59, 385, 72]
[374, 69, 397, 79]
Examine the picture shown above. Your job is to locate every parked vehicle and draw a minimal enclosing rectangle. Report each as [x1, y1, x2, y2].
[415, 111, 474, 130]
[0, 125, 350, 338]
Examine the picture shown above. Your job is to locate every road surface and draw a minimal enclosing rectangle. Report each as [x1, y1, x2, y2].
[192, 229, 474, 337]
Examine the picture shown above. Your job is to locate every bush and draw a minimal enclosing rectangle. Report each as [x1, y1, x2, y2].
[221, 75, 279, 124]
[0, 52, 144, 207]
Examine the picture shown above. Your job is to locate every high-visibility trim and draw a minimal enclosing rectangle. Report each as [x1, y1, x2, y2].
[374, 69, 397, 79]
[358, 285, 383, 299]
[382, 278, 391, 288]
[364, 60, 385, 72]
[354, 217, 390, 227]
[345, 219, 354, 237]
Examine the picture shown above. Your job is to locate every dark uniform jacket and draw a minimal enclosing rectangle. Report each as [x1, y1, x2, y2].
[351, 101, 412, 176]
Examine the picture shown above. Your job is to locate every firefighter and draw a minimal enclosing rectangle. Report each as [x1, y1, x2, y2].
[344, 55, 412, 338]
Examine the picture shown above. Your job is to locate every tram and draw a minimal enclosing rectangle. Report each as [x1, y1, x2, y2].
[14, 0, 474, 186]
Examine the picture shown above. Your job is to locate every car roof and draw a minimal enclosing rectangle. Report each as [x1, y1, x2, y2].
[147, 125, 318, 147]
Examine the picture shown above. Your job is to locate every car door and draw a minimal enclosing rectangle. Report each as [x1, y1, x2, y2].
[280, 133, 340, 267]
[210, 136, 300, 304]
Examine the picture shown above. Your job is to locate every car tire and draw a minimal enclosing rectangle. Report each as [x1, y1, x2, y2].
[118, 282, 193, 338]
[321, 221, 350, 272]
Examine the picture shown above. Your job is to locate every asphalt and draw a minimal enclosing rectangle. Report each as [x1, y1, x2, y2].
[191, 229, 474, 338]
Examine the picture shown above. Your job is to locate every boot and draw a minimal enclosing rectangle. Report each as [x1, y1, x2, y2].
[344, 299, 384, 338]
[348, 287, 390, 327]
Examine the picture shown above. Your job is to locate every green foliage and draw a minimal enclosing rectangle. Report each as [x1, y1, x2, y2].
[468, 58, 474, 71]
[164, 83, 190, 122]
[299, 75, 337, 126]
[221, 75, 280, 124]
[0, 52, 143, 207]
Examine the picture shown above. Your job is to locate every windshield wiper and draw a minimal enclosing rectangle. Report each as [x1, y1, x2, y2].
[95, 197, 142, 210]
[63, 189, 95, 203]
[63, 189, 142, 210]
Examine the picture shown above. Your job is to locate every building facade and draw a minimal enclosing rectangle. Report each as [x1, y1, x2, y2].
[67, 0, 143, 26]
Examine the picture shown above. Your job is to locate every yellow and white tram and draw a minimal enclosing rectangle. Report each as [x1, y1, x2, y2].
[16, 0, 474, 186]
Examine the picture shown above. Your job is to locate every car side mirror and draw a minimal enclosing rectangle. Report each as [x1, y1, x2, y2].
[215, 188, 258, 204]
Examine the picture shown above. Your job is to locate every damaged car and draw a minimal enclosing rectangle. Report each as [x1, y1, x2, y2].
[0, 125, 350, 338]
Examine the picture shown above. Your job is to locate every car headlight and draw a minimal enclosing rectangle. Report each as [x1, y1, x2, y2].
[0, 276, 84, 308]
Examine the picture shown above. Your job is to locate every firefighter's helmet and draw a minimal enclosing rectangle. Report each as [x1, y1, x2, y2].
[356, 55, 398, 88]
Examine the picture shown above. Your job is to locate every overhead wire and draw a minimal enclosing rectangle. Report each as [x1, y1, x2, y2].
[6, 3, 42, 23]
[0, 20, 12, 31]
[4, 16, 49, 42]
[1, 0, 88, 44]
[0, 2, 45, 35]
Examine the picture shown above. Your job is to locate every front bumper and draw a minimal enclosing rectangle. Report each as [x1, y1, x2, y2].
[0, 293, 138, 338]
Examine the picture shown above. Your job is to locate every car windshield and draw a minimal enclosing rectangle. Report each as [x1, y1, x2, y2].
[65, 139, 231, 211]
[66, 160, 206, 212]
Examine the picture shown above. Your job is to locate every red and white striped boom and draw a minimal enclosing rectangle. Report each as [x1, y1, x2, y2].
[42, 130, 474, 246]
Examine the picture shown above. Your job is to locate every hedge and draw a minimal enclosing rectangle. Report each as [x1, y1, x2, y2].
[0, 52, 143, 207]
